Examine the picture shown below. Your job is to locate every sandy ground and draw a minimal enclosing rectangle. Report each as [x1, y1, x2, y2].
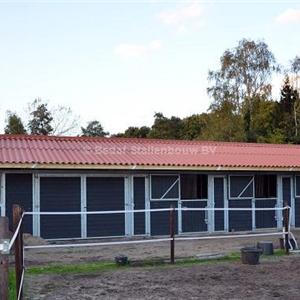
[23, 230, 300, 266]
[24, 255, 300, 300]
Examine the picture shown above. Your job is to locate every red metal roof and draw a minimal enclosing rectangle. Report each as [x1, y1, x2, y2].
[1, 134, 300, 170]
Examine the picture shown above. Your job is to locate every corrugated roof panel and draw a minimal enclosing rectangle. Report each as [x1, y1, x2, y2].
[1, 134, 300, 169]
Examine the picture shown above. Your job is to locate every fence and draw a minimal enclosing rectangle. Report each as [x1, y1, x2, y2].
[0, 205, 25, 300]
[0, 204, 294, 300]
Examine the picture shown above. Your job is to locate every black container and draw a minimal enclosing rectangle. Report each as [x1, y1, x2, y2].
[257, 241, 274, 255]
[240, 247, 262, 265]
[115, 255, 129, 266]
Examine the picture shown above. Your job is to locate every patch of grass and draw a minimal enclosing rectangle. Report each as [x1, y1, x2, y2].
[27, 261, 121, 275]
[8, 271, 16, 300]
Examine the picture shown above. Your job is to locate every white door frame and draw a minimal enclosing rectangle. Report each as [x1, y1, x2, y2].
[32, 173, 40, 236]
[278, 175, 295, 227]
[0, 173, 5, 217]
[207, 175, 214, 233]
[130, 175, 148, 236]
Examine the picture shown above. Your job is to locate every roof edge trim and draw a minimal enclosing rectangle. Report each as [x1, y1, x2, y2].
[0, 163, 298, 172]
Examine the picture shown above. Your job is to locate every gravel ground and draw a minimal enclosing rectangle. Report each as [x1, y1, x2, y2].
[24, 255, 300, 300]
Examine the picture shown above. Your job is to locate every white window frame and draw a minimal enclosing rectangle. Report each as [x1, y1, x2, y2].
[150, 174, 180, 201]
[229, 175, 254, 199]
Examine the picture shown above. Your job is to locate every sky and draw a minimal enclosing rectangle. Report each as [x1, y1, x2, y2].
[0, 0, 299, 135]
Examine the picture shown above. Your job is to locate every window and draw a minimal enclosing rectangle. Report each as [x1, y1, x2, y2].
[229, 176, 254, 199]
[254, 175, 276, 198]
[151, 175, 179, 200]
[180, 174, 207, 200]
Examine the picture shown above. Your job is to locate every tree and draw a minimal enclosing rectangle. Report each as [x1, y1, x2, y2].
[278, 76, 300, 142]
[148, 113, 183, 139]
[81, 120, 109, 137]
[122, 126, 150, 138]
[180, 114, 208, 140]
[51, 105, 80, 136]
[291, 56, 300, 74]
[290, 56, 300, 91]
[28, 99, 53, 135]
[200, 101, 245, 142]
[208, 39, 279, 112]
[4, 111, 27, 134]
[244, 96, 283, 143]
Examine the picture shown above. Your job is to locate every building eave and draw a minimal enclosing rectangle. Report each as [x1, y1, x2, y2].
[0, 163, 298, 172]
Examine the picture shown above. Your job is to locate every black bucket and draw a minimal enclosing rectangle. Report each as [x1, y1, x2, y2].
[257, 241, 274, 255]
[241, 247, 262, 265]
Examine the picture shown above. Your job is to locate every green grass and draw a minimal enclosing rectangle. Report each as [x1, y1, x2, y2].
[8, 249, 287, 299]
[8, 271, 16, 300]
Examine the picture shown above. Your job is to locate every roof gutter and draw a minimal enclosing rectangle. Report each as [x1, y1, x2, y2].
[0, 163, 298, 172]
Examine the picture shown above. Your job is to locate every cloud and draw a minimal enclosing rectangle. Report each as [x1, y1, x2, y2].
[114, 40, 162, 59]
[158, 3, 204, 32]
[276, 8, 300, 24]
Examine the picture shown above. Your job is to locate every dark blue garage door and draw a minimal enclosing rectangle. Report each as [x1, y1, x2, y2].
[6, 174, 33, 234]
[87, 177, 125, 237]
[40, 177, 81, 239]
[255, 199, 277, 229]
[282, 177, 291, 206]
[214, 178, 224, 231]
[150, 201, 178, 235]
[229, 200, 252, 231]
[181, 201, 207, 233]
[134, 177, 146, 235]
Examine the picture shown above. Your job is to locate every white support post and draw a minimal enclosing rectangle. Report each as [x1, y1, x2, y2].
[291, 176, 295, 227]
[277, 175, 283, 229]
[252, 198, 256, 231]
[252, 175, 256, 231]
[124, 176, 134, 237]
[80, 175, 87, 239]
[207, 175, 214, 233]
[0, 173, 5, 217]
[178, 201, 182, 234]
[130, 175, 134, 236]
[224, 176, 229, 232]
[145, 176, 151, 236]
[178, 175, 182, 234]
[32, 174, 40, 237]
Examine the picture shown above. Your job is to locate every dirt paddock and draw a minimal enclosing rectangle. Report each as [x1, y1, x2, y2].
[22, 231, 300, 299]
[24, 230, 300, 265]
[25, 255, 300, 299]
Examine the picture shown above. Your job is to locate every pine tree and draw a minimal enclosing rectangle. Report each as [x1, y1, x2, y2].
[81, 121, 108, 137]
[28, 99, 53, 135]
[279, 76, 300, 142]
[4, 111, 27, 134]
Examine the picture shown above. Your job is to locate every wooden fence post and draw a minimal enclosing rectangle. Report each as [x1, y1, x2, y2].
[13, 204, 23, 299]
[283, 203, 290, 255]
[169, 206, 175, 264]
[0, 217, 9, 300]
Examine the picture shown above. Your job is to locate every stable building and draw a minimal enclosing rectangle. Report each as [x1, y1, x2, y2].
[0, 134, 300, 239]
